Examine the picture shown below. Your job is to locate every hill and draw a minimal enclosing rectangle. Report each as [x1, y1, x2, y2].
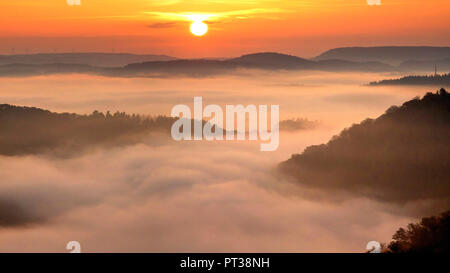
[0, 53, 176, 67]
[123, 52, 394, 74]
[369, 73, 450, 86]
[0, 52, 396, 78]
[2, 48, 450, 77]
[0, 103, 314, 156]
[279, 88, 450, 214]
[0, 104, 175, 156]
[230, 52, 316, 68]
[314, 46, 450, 66]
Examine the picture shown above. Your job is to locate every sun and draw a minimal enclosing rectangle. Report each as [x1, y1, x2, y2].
[190, 21, 208, 36]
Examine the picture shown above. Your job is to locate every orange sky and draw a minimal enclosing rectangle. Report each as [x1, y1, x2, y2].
[0, 0, 449, 57]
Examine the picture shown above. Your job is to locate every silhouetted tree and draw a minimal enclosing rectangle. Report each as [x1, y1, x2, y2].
[385, 210, 450, 253]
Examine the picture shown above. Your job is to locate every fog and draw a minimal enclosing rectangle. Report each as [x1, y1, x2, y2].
[0, 141, 413, 252]
[0, 71, 426, 129]
[0, 71, 433, 252]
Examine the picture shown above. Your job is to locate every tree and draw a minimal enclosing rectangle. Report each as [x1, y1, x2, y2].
[385, 210, 450, 253]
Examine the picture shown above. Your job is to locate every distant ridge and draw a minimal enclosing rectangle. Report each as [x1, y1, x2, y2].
[369, 73, 450, 86]
[0, 52, 397, 77]
[0, 53, 176, 67]
[109, 52, 395, 76]
[314, 46, 450, 65]
[230, 52, 315, 68]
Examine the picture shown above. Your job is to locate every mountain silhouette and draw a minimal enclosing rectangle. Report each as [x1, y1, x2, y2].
[2, 47, 449, 77]
[314, 46, 450, 66]
[0, 52, 397, 77]
[230, 52, 315, 68]
[0, 53, 176, 67]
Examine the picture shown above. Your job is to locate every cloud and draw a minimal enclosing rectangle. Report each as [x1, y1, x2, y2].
[279, 118, 320, 131]
[143, 8, 285, 23]
[146, 0, 182, 6]
[323, 93, 397, 107]
[147, 22, 179, 29]
[367, 0, 382, 6]
[0, 199, 44, 227]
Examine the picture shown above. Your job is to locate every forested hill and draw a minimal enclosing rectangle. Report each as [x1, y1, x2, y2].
[279, 88, 450, 213]
[0, 104, 175, 156]
[369, 73, 450, 86]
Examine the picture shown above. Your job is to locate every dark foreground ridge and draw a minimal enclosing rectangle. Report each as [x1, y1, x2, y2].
[279, 88, 450, 214]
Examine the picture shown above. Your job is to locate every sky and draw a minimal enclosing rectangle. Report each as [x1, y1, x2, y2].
[0, 0, 449, 58]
